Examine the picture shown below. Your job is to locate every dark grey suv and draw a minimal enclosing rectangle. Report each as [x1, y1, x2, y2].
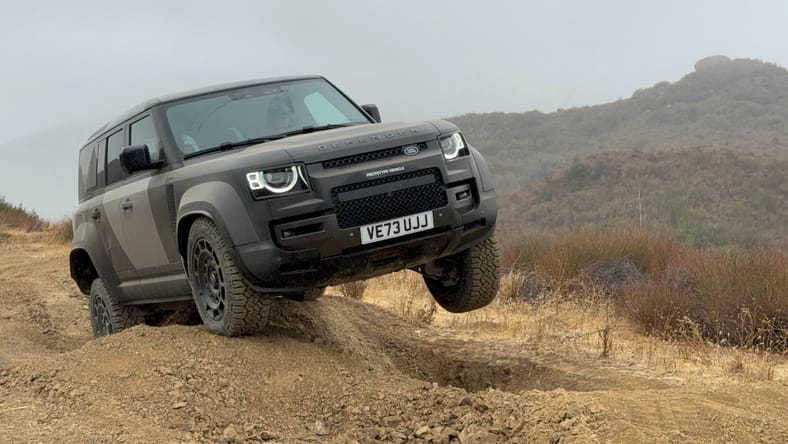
[70, 76, 500, 337]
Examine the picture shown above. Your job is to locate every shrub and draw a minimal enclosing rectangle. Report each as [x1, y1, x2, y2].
[0, 196, 46, 232]
[47, 218, 74, 244]
[504, 228, 788, 351]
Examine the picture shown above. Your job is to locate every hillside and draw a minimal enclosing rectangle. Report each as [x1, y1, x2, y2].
[452, 58, 788, 191]
[499, 148, 788, 248]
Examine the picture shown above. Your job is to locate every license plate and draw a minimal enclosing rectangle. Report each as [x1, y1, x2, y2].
[360, 211, 434, 245]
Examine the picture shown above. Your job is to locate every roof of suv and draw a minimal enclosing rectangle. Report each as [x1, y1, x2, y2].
[87, 75, 323, 143]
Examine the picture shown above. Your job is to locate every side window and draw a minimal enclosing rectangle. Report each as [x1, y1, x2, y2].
[77, 143, 97, 198]
[106, 129, 127, 185]
[303, 92, 350, 126]
[130, 116, 161, 161]
[96, 139, 107, 188]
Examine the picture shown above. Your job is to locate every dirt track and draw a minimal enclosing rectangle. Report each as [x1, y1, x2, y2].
[1, 235, 787, 443]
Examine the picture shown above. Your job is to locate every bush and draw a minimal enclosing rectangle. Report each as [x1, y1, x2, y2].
[47, 219, 73, 244]
[0, 196, 46, 232]
[504, 228, 788, 351]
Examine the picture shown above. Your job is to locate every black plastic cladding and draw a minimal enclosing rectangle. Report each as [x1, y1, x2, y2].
[321, 143, 427, 169]
[331, 168, 448, 229]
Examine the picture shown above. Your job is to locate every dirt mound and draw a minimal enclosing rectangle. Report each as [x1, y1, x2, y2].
[1, 237, 787, 442]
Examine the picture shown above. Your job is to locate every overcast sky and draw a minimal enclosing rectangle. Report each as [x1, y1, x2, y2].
[4, 0, 788, 142]
[2, 0, 788, 217]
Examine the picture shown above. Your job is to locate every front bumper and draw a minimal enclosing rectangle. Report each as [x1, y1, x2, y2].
[234, 187, 496, 292]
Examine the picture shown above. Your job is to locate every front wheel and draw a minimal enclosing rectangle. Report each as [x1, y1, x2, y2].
[423, 235, 501, 313]
[187, 218, 271, 336]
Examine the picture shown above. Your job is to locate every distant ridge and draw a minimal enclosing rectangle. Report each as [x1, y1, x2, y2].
[451, 57, 788, 192]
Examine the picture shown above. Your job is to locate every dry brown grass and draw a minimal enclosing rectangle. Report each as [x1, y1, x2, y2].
[46, 219, 73, 244]
[0, 197, 46, 232]
[336, 280, 369, 300]
[496, 228, 788, 352]
[363, 269, 786, 382]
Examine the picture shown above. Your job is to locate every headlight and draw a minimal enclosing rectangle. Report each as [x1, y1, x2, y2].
[246, 164, 309, 198]
[439, 132, 468, 160]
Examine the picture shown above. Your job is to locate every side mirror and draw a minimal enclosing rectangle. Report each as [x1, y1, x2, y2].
[120, 144, 156, 174]
[362, 104, 381, 123]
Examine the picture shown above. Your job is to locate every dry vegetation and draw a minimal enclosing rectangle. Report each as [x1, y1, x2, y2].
[350, 228, 786, 384]
[0, 196, 72, 243]
[360, 266, 785, 383]
[499, 228, 788, 352]
[498, 148, 788, 248]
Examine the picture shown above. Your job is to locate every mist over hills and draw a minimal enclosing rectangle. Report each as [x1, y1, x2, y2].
[456, 57, 788, 248]
[452, 58, 788, 191]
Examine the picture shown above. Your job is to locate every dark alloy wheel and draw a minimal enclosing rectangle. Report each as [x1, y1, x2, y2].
[191, 238, 227, 321]
[187, 217, 271, 336]
[89, 278, 144, 337]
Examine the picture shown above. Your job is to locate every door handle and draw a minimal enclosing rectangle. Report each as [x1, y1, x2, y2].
[90, 208, 101, 221]
[121, 200, 133, 211]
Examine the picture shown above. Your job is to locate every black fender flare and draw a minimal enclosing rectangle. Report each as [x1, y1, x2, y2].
[468, 145, 495, 193]
[70, 221, 117, 297]
[176, 181, 261, 266]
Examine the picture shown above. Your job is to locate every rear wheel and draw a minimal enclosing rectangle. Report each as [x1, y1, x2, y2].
[423, 235, 501, 313]
[187, 218, 271, 336]
[89, 278, 144, 337]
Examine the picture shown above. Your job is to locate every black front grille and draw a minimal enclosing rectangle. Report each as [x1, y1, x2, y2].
[332, 168, 447, 229]
[322, 143, 426, 169]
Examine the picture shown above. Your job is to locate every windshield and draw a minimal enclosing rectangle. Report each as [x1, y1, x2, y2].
[164, 78, 370, 156]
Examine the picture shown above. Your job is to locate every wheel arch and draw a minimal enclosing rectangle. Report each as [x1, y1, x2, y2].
[176, 181, 261, 272]
[70, 248, 98, 295]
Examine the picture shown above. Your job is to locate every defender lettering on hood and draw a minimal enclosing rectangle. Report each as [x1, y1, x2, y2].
[317, 128, 421, 151]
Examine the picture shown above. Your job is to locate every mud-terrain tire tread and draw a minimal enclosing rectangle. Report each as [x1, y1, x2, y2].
[188, 218, 271, 336]
[89, 279, 145, 337]
[424, 235, 501, 313]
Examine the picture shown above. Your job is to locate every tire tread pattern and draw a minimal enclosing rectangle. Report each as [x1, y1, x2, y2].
[90, 279, 145, 336]
[425, 235, 501, 313]
[188, 218, 271, 336]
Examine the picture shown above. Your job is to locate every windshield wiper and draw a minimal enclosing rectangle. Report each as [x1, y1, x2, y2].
[184, 135, 288, 159]
[272, 123, 361, 138]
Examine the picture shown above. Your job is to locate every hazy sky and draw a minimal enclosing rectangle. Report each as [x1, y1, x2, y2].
[3, 0, 788, 142]
[2, 0, 788, 217]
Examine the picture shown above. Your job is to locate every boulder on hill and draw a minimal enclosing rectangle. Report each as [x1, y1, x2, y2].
[694, 55, 731, 72]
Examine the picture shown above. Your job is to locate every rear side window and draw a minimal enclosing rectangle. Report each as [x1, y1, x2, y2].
[130, 116, 161, 161]
[106, 129, 127, 185]
[77, 143, 97, 198]
[96, 139, 106, 188]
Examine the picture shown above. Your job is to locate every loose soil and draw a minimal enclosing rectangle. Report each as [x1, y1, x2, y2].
[0, 234, 786, 443]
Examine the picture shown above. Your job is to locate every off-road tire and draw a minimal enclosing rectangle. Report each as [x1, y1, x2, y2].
[89, 278, 144, 337]
[423, 235, 501, 313]
[187, 217, 271, 336]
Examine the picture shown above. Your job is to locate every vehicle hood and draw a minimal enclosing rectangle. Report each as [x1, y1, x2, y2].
[179, 120, 461, 174]
[237, 120, 454, 165]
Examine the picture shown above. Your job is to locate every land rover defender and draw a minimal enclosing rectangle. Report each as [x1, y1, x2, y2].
[70, 76, 500, 337]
